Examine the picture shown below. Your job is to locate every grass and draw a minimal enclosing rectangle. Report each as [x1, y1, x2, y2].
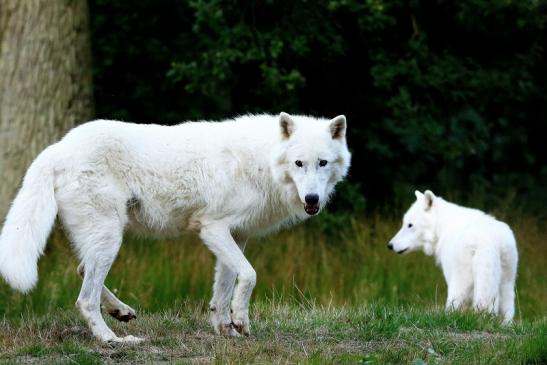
[0, 302, 545, 364]
[0, 214, 545, 363]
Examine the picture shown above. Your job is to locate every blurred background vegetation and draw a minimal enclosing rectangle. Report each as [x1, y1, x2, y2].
[1, 215, 545, 321]
[89, 0, 547, 216]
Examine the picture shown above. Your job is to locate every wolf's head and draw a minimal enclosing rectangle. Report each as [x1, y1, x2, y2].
[271, 112, 351, 216]
[388, 190, 438, 255]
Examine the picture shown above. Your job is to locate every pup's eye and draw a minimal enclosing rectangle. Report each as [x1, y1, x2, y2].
[319, 160, 328, 167]
[408, 223, 413, 228]
[295, 160, 303, 167]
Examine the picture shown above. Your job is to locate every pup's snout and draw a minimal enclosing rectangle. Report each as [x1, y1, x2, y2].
[305, 194, 319, 205]
[387, 243, 394, 251]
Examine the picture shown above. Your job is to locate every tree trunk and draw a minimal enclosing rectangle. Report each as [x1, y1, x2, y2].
[0, 0, 94, 220]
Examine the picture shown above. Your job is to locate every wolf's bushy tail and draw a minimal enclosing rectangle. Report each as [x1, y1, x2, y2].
[0, 147, 58, 292]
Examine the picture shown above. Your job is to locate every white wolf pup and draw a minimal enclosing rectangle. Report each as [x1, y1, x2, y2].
[0, 112, 351, 342]
[388, 190, 518, 323]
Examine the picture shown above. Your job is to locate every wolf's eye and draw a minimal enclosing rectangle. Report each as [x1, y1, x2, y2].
[319, 160, 328, 167]
[295, 160, 303, 167]
[408, 223, 413, 228]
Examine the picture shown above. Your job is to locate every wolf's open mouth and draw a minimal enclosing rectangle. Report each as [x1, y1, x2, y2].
[304, 204, 320, 215]
[397, 248, 409, 255]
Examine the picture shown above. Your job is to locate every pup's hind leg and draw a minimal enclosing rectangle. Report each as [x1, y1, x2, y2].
[499, 281, 515, 323]
[472, 249, 501, 315]
[499, 251, 517, 323]
[77, 263, 137, 322]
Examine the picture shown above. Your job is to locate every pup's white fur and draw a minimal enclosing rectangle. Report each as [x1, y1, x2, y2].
[0, 112, 351, 342]
[389, 190, 518, 323]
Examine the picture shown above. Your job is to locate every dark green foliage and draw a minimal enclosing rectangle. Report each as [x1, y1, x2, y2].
[89, 0, 547, 214]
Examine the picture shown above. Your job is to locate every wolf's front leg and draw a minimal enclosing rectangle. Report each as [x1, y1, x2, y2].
[200, 223, 256, 337]
[230, 269, 254, 336]
[209, 261, 239, 336]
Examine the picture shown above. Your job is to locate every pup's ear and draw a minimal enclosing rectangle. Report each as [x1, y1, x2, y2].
[424, 190, 436, 211]
[329, 115, 346, 140]
[414, 190, 423, 200]
[279, 112, 295, 140]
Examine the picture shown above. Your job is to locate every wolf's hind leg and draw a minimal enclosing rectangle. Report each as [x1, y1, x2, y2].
[70, 215, 142, 343]
[77, 263, 137, 322]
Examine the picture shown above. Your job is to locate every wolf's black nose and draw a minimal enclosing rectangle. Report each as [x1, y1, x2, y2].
[305, 194, 319, 205]
[387, 243, 394, 250]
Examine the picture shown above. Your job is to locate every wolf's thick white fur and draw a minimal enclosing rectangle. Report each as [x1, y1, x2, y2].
[0, 113, 351, 342]
[389, 190, 518, 323]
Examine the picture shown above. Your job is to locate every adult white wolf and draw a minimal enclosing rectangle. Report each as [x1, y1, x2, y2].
[388, 190, 518, 323]
[0, 112, 351, 342]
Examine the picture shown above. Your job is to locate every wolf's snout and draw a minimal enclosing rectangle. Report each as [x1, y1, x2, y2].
[303, 194, 320, 215]
[305, 194, 319, 205]
[387, 243, 394, 250]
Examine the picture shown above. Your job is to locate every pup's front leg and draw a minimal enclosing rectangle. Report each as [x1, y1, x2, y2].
[445, 272, 473, 311]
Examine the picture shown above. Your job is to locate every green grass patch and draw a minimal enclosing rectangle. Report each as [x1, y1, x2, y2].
[0, 215, 544, 319]
[0, 214, 544, 363]
[0, 303, 544, 364]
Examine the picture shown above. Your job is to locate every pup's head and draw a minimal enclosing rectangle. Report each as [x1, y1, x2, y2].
[272, 112, 351, 216]
[388, 190, 438, 255]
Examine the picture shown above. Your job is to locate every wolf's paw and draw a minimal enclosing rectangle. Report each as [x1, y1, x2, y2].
[230, 311, 250, 337]
[210, 305, 239, 337]
[107, 334, 145, 344]
[92, 327, 144, 344]
[218, 322, 243, 337]
[107, 304, 137, 322]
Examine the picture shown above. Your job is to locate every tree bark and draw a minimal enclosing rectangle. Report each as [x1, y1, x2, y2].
[0, 0, 94, 219]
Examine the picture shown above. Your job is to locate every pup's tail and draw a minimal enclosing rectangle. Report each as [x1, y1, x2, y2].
[0, 147, 58, 292]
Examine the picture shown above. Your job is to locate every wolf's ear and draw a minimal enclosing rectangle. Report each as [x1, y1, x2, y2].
[280, 112, 295, 140]
[424, 190, 436, 211]
[329, 115, 346, 140]
[414, 190, 423, 200]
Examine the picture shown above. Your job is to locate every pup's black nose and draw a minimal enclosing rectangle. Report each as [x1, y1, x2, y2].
[387, 243, 394, 250]
[305, 194, 319, 205]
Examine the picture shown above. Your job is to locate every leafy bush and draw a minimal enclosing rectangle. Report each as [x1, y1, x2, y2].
[89, 0, 547, 215]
